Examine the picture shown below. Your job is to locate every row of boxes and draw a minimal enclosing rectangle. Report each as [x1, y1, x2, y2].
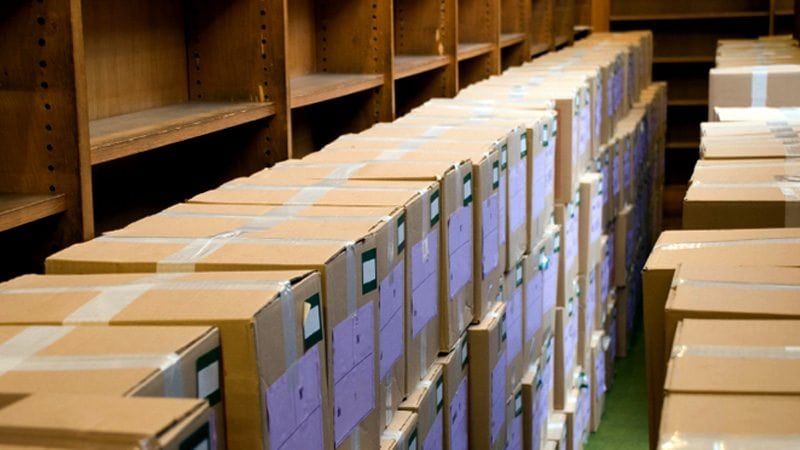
[0, 31, 659, 450]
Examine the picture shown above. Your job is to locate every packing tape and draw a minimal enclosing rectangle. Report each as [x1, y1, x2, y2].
[346, 243, 357, 315]
[0, 326, 74, 374]
[671, 344, 800, 360]
[693, 160, 800, 171]
[351, 429, 361, 450]
[1, 278, 294, 295]
[673, 276, 800, 292]
[385, 381, 394, 428]
[654, 236, 800, 252]
[382, 430, 404, 443]
[659, 432, 800, 450]
[751, 67, 768, 107]
[280, 281, 298, 365]
[219, 181, 427, 194]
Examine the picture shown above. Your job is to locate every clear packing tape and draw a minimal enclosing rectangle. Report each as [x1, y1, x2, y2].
[654, 236, 800, 252]
[660, 432, 800, 449]
[672, 277, 800, 292]
[671, 344, 800, 360]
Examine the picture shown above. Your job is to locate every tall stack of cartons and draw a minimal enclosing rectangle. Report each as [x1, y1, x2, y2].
[640, 36, 800, 450]
[0, 31, 663, 450]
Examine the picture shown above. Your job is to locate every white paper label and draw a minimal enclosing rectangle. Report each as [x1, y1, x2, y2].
[198, 361, 220, 401]
[409, 434, 418, 450]
[304, 304, 321, 340]
[431, 196, 440, 223]
[493, 165, 499, 186]
[192, 440, 210, 450]
[464, 177, 472, 202]
[362, 258, 376, 286]
[398, 220, 405, 250]
[436, 382, 444, 407]
[461, 339, 469, 367]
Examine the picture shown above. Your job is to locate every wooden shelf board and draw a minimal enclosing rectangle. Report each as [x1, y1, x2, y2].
[668, 99, 708, 106]
[611, 11, 769, 21]
[531, 42, 551, 58]
[90, 102, 275, 165]
[554, 35, 570, 48]
[290, 73, 385, 109]
[457, 42, 494, 61]
[393, 55, 450, 80]
[0, 193, 67, 233]
[666, 141, 700, 149]
[776, 9, 794, 16]
[500, 33, 527, 48]
[574, 25, 591, 40]
[654, 55, 715, 64]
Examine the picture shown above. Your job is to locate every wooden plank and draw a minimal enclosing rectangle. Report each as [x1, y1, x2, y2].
[393, 55, 451, 80]
[668, 99, 708, 106]
[611, 11, 769, 21]
[666, 141, 700, 149]
[0, 194, 67, 233]
[653, 55, 715, 64]
[530, 42, 551, 57]
[90, 102, 275, 165]
[500, 32, 527, 48]
[457, 42, 495, 61]
[290, 73, 385, 108]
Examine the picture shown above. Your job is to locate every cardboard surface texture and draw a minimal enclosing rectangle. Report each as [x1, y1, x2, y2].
[435, 333, 469, 450]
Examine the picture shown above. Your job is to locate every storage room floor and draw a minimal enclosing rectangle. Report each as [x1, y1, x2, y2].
[586, 321, 648, 450]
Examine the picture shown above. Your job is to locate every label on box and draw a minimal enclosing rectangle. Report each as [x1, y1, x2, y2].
[509, 161, 527, 234]
[448, 205, 473, 299]
[331, 302, 375, 446]
[491, 354, 507, 444]
[525, 271, 544, 342]
[379, 261, 405, 379]
[565, 301, 579, 376]
[595, 346, 606, 400]
[591, 191, 603, 248]
[411, 229, 439, 337]
[450, 377, 469, 450]
[565, 209, 579, 273]
[601, 161, 610, 210]
[463, 173, 473, 207]
[595, 83, 602, 140]
[397, 214, 406, 253]
[507, 401, 523, 450]
[533, 151, 547, 223]
[362, 249, 377, 294]
[580, 96, 592, 159]
[197, 347, 221, 406]
[304, 294, 323, 351]
[424, 411, 444, 450]
[623, 142, 631, 190]
[601, 251, 611, 304]
[506, 287, 523, 361]
[482, 192, 500, 277]
[543, 246, 559, 313]
[266, 344, 324, 450]
[546, 137, 556, 199]
[613, 151, 621, 198]
[499, 172, 507, 246]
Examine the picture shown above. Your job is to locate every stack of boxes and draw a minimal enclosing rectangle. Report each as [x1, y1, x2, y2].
[0, 31, 663, 450]
[643, 36, 800, 450]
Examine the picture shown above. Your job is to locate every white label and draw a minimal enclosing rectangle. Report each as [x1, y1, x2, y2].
[197, 361, 220, 401]
[398, 221, 405, 250]
[461, 340, 469, 366]
[515, 393, 523, 412]
[492, 165, 499, 185]
[304, 304, 321, 339]
[436, 382, 444, 407]
[520, 134, 528, 156]
[553, 118, 558, 135]
[192, 440, 210, 450]
[516, 264, 523, 285]
[501, 145, 508, 168]
[363, 258, 377, 286]
[409, 434, 418, 450]
[464, 178, 472, 202]
[431, 196, 440, 222]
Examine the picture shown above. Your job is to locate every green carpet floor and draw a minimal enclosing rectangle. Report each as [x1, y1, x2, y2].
[585, 324, 649, 450]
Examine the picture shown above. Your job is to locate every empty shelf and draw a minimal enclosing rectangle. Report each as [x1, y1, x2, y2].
[457, 42, 494, 61]
[290, 73, 385, 108]
[394, 55, 450, 80]
[0, 193, 67, 232]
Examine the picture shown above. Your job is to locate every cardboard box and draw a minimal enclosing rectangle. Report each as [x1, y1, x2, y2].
[542, 225, 562, 334]
[643, 227, 800, 449]
[192, 178, 442, 397]
[615, 286, 633, 358]
[468, 301, 508, 450]
[553, 282, 579, 411]
[595, 141, 616, 227]
[577, 268, 596, 362]
[664, 264, 800, 366]
[714, 106, 800, 122]
[435, 334, 469, 450]
[666, 319, 800, 397]
[614, 205, 632, 287]
[507, 386, 525, 450]
[355, 122, 527, 274]
[0, 325, 222, 443]
[521, 362, 545, 450]
[578, 173, 603, 277]
[659, 394, 800, 449]
[589, 331, 607, 432]
[454, 85, 588, 204]
[524, 246, 546, 368]
[399, 364, 444, 450]
[505, 258, 527, 398]
[603, 296, 617, 391]
[684, 159, 800, 229]
[0, 271, 330, 450]
[701, 135, 800, 160]
[709, 65, 800, 121]
[380, 410, 418, 450]
[253, 158, 474, 353]
[0, 392, 211, 449]
[546, 413, 568, 450]
[596, 235, 612, 329]
[554, 200, 579, 307]
[320, 134, 506, 324]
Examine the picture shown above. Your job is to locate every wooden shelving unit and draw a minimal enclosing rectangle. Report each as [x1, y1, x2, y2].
[0, 0, 586, 280]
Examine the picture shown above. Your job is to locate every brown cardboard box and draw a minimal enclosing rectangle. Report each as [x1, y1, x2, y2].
[615, 287, 632, 358]
[589, 331, 607, 432]
[666, 319, 800, 397]
[409, 99, 558, 248]
[400, 364, 444, 450]
[614, 205, 632, 287]
[659, 394, 800, 449]
[319, 134, 505, 324]
[524, 247, 546, 369]
[553, 282, 579, 411]
[0, 393, 211, 449]
[0, 325, 222, 443]
[643, 227, 800, 449]
[252, 158, 475, 353]
[191, 177, 443, 397]
[505, 258, 527, 398]
[559, 388, 585, 450]
[455, 85, 587, 204]
[468, 301, 508, 450]
[714, 106, 800, 122]
[555, 198, 580, 307]
[542, 225, 562, 341]
[521, 362, 545, 450]
[380, 410, 418, 450]
[700, 119, 800, 138]
[709, 65, 800, 120]
[0, 271, 330, 450]
[578, 173, 603, 277]
[546, 413, 568, 450]
[506, 385, 525, 450]
[434, 334, 469, 450]
[603, 296, 617, 392]
[664, 264, 800, 365]
[700, 135, 800, 160]
[596, 235, 612, 330]
[577, 268, 597, 363]
[46, 210, 388, 449]
[595, 141, 616, 228]
[683, 159, 800, 229]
